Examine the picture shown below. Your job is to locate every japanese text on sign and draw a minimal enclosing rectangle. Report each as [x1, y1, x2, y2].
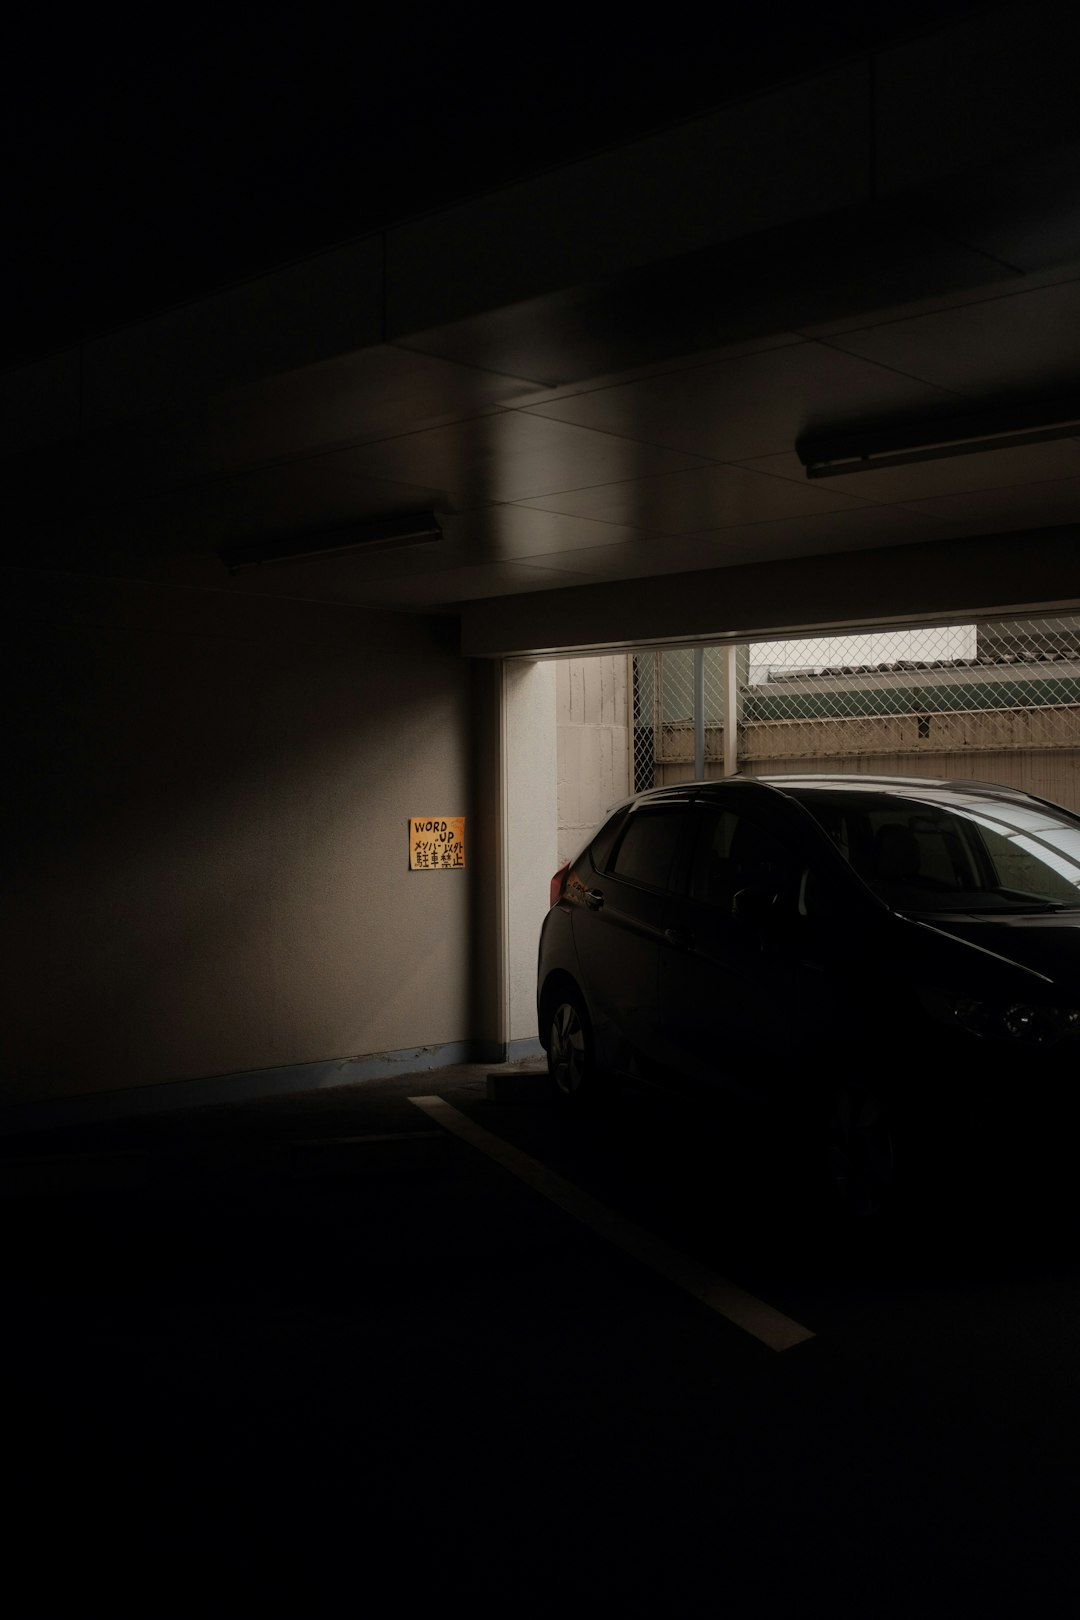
[409, 817, 466, 871]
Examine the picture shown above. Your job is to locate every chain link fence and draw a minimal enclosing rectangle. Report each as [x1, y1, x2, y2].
[632, 615, 1080, 789]
[632, 647, 730, 789]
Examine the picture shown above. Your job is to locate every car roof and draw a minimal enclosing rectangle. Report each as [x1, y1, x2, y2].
[624, 772, 1065, 814]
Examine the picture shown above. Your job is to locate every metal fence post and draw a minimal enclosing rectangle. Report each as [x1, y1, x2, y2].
[693, 647, 705, 779]
[723, 644, 739, 775]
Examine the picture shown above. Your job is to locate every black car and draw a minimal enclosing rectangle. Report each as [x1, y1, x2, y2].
[537, 774, 1080, 1212]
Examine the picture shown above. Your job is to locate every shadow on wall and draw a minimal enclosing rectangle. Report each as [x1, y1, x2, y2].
[3, 580, 475, 1103]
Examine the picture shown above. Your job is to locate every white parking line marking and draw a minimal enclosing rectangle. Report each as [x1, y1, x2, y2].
[409, 1095, 814, 1354]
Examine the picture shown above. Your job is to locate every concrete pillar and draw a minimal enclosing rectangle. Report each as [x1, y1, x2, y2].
[502, 659, 558, 1053]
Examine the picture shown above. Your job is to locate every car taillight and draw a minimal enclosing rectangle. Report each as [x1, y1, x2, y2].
[549, 861, 570, 908]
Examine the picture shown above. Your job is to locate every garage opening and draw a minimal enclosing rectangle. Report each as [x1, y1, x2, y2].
[503, 611, 1080, 1062]
[628, 613, 1080, 810]
[551, 611, 1080, 881]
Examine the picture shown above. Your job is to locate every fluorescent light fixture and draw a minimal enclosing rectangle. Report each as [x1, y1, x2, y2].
[219, 512, 442, 572]
[797, 399, 1080, 479]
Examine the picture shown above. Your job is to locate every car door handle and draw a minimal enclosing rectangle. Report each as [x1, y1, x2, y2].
[664, 927, 694, 950]
[585, 888, 605, 910]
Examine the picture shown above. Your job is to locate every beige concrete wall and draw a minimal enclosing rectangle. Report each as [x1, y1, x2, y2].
[504, 662, 559, 1046]
[738, 707, 1080, 762]
[3, 574, 480, 1104]
[556, 655, 631, 863]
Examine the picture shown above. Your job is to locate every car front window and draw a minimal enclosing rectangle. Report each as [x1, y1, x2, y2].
[963, 810, 1080, 903]
[788, 789, 1080, 913]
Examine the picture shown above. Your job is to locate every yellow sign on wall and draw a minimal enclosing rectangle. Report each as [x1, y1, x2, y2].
[409, 816, 466, 871]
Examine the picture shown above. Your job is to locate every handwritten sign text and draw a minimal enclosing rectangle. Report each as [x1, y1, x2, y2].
[409, 816, 465, 871]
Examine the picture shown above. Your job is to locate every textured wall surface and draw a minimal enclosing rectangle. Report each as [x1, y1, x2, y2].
[556, 656, 631, 864]
[3, 576, 476, 1103]
[504, 661, 559, 1044]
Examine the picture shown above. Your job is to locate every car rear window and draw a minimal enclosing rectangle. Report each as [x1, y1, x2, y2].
[589, 807, 629, 873]
[609, 807, 686, 891]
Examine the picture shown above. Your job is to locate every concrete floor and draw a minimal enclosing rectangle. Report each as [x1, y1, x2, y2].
[6, 1063, 1080, 1615]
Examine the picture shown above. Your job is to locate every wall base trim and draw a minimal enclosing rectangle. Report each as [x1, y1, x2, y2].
[0, 1039, 543, 1137]
[506, 1037, 545, 1063]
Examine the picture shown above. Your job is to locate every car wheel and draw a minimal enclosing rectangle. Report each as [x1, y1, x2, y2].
[546, 990, 597, 1108]
[825, 1085, 896, 1219]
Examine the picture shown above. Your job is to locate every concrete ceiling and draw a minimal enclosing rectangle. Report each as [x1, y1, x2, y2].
[2, 4, 981, 364]
[5, 2, 1080, 653]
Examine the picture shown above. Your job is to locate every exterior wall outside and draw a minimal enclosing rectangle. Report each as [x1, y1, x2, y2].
[552, 651, 1080, 831]
[4, 575, 479, 1105]
[556, 655, 631, 863]
[739, 709, 1080, 762]
[637, 623, 1080, 815]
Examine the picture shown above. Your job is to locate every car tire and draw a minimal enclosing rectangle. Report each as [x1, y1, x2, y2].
[824, 1084, 896, 1219]
[545, 988, 601, 1111]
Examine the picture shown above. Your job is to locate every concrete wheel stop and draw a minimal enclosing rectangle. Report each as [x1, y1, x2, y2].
[485, 1061, 550, 1103]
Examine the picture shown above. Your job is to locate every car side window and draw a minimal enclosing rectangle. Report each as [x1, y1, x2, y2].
[689, 809, 740, 908]
[589, 807, 629, 873]
[690, 806, 802, 913]
[609, 808, 687, 892]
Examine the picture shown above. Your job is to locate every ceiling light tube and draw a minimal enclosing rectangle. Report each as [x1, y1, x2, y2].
[797, 399, 1080, 479]
[219, 512, 443, 572]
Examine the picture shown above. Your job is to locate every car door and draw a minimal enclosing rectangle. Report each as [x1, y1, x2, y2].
[571, 798, 693, 1076]
[658, 797, 829, 1101]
